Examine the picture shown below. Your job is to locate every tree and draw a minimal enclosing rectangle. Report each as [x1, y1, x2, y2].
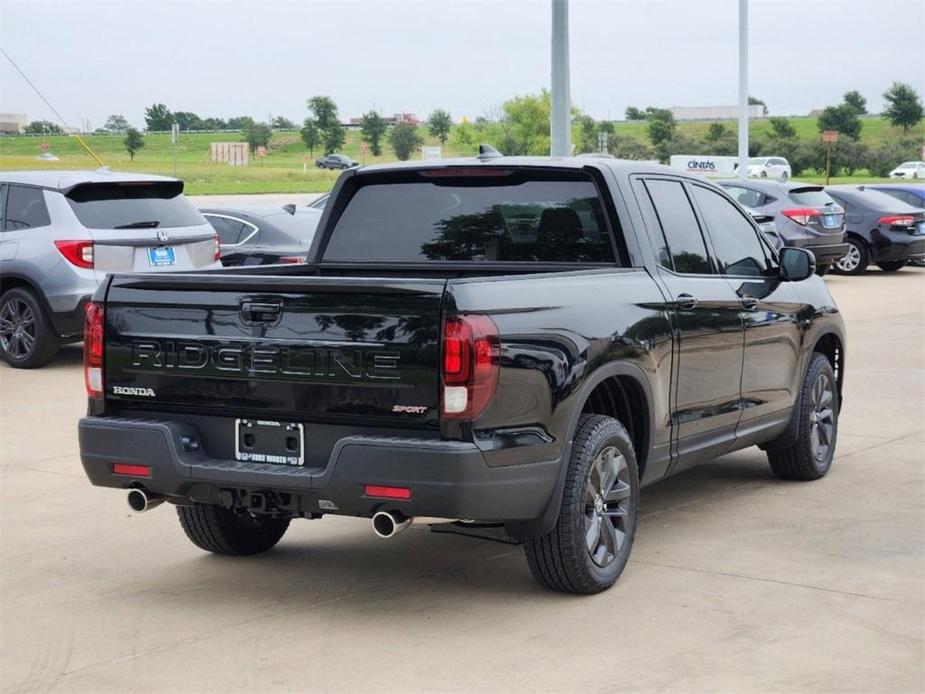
[359, 111, 386, 156]
[389, 121, 423, 160]
[426, 109, 453, 145]
[300, 118, 321, 157]
[843, 90, 868, 115]
[143, 103, 173, 131]
[573, 115, 598, 153]
[123, 128, 145, 161]
[882, 82, 923, 132]
[768, 116, 796, 139]
[103, 114, 130, 133]
[173, 111, 203, 131]
[322, 124, 345, 155]
[201, 117, 227, 130]
[241, 120, 271, 152]
[818, 103, 862, 140]
[23, 120, 63, 135]
[271, 116, 296, 130]
[607, 134, 652, 160]
[706, 123, 727, 142]
[703, 123, 736, 155]
[226, 116, 252, 130]
[836, 139, 868, 176]
[748, 95, 769, 115]
[645, 108, 676, 161]
[498, 90, 554, 155]
[624, 106, 645, 121]
[307, 96, 340, 130]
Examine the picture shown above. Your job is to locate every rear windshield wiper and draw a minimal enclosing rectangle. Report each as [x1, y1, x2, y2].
[113, 220, 161, 229]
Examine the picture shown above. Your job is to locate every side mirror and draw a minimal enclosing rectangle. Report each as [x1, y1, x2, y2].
[779, 247, 816, 281]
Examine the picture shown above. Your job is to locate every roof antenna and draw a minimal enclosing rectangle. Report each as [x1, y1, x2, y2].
[282, 203, 296, 215]
[477, 144, 502, 161]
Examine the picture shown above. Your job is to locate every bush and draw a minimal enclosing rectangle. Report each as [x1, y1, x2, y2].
[389, 121, 423, 160]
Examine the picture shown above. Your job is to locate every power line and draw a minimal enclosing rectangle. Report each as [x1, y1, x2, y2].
[0, 46, 105, 166]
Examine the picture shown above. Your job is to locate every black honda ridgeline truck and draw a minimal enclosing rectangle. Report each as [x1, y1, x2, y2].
[79, 153, 845, 594]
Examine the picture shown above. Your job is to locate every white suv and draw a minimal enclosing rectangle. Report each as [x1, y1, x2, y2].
[0, 170, 221, 368]
[748, 157, 792, 180]
[889, 161, 925, 179]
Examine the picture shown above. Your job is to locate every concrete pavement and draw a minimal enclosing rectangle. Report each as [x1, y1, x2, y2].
[1, 268, 923, 693]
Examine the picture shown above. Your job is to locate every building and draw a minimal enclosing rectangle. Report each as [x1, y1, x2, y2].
[669, 105, 764, 121]
[0, 113, 28, 135]
[348, 112, 421, 127]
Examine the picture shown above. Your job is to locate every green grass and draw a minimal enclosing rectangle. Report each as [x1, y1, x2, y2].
[0, 116, 920, 195]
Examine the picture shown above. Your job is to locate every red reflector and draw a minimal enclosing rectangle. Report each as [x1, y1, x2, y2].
[364, 485, 411, 500]
[113, 463, 151, 477]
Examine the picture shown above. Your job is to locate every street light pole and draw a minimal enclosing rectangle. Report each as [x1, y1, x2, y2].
[737, 0, 749, 179]
[550, 0, 571, 157]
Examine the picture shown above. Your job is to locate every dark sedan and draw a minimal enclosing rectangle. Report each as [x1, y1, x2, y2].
[826, 185, 925, 274]
[719, 179, 847, 275]
[201, 205, 323, 266]
[316, 154, 358, 170]
[867, 185, 925, 267]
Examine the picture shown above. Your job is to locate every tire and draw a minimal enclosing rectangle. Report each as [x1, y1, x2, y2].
[316, 163, 325, 169]
[177, 503, 290, 556]
[766, 354, 839, 481]
[815, 263, 831, 277]
[877, 260, 907, 272]
[0, 288, 60, 368]
[524, 415, 639, 594]
[833, 237, 869, 275]
[760, 170, 768, 178]
[781, 171, 789, 181]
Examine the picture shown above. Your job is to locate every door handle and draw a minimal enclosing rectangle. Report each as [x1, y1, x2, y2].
[675, 293, 698, 310]
[740, 296, 759, 310]
[240, 300, 282, 325]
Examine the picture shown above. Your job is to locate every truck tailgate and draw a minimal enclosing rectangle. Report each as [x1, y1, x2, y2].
[103, 273, 445, 426]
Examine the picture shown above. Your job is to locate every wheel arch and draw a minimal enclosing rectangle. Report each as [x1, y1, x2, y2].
[0, 273, 54, 317]
[506, 361, 655, 541]
[811, 331, 845, 402]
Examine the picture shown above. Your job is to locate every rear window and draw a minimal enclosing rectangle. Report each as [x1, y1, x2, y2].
[66, 181, 204, 229]
[788, 188, 836, 207]
[323, 172, 618, 264]
[831, 189, 919, 212]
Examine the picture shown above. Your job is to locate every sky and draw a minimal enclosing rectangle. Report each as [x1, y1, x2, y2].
[1, 0, 922, 131]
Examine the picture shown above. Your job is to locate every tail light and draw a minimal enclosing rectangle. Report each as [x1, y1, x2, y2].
[84, 302, 104, 398]
[55, 240, 94, 268]
[878, 215, 915, 227]
[441, 314, 500, 420]
[212, 233, 221, 261]
[781, 208, 820, 226]
[278, 255, 307, 264]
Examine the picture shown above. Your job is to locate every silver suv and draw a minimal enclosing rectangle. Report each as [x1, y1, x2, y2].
[0, 170, 221, 368]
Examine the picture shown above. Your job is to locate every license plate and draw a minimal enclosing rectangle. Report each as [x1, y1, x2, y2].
[235, 419, 304, 466]
[147, 246, 176, 266]
[822, 214, 838, 228]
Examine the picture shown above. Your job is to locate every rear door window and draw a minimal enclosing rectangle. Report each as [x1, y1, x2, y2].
[5, 185, 51, 230]
[690, 184, 770, 277]
[323, 171, 619, 264]
[66, 181, 204, 229]
[642, 179, 712, 274]
[205, 215, 248, 245]
[723, 185, 766, 209]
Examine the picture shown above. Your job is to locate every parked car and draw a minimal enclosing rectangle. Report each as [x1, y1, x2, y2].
[719, 179, 847, 275]
[888, 161, 925, 179]
[747, 156, 792, 180]
[826, 185, 925, 274]
[316, 154, 358, 170]
[867, 184, 925, 267]
[201, 205, 322, 266]
[79, 155, 845, 595]
[0, 170, 220, 368]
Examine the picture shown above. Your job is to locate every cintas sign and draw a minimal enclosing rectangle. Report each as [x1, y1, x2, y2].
[669, 154, 738, 177]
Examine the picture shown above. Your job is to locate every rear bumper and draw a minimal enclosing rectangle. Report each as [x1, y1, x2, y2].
[78, 417, 560, 522]
[868, 231, 925, 263]
[789, 239, 849, 265]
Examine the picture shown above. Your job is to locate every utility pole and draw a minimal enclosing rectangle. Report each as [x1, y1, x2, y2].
[550, 0, 571, 157]
[737, 0, 749, 179]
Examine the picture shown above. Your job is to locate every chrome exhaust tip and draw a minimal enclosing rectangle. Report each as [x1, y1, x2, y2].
[127, 489, 166, 513]
[372, 510, 411, 538]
